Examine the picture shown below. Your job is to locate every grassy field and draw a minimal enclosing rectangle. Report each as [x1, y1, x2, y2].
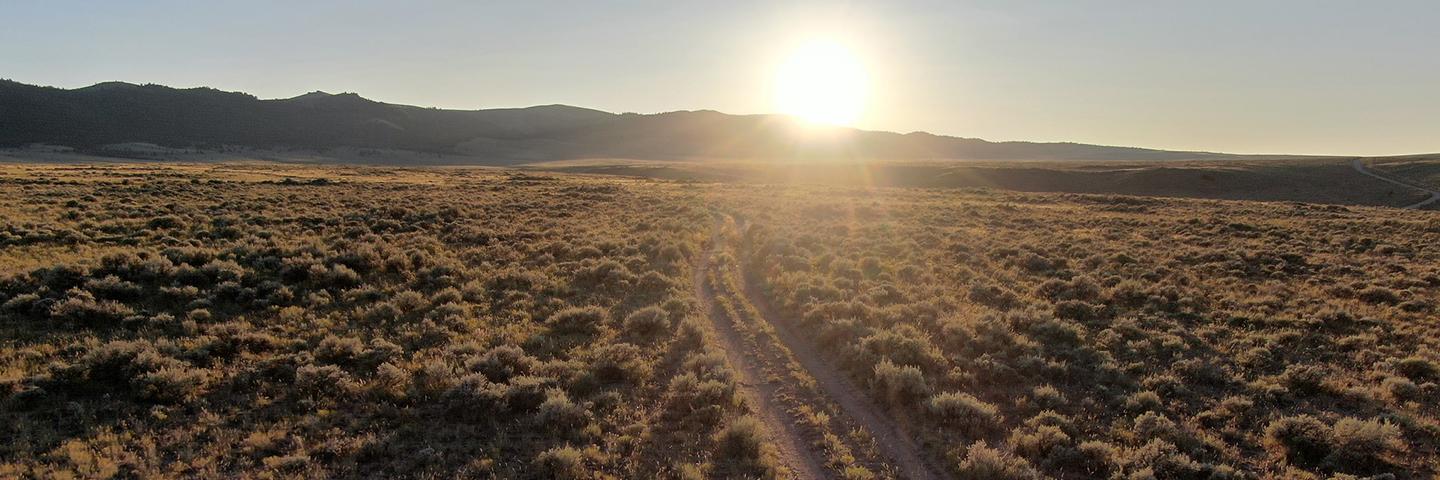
[2, 163, 1438, 478]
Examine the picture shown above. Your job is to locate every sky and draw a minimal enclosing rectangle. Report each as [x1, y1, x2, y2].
[4, 0, 1439, 156]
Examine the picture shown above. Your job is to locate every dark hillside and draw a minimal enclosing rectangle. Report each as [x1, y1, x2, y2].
[1, 80, 1231, 163]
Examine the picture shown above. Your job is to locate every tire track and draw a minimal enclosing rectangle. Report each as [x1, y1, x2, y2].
[729, 217, 950, 480]
[692, 220, 830, 479]
[1351, 158, 1440, 209]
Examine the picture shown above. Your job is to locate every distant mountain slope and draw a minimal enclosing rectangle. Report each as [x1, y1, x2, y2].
[0, 79, 1230, 163]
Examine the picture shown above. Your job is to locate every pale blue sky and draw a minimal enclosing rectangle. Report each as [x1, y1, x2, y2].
[4, 0, 1438, 155]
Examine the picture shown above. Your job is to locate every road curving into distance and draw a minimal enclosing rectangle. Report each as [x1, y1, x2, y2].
[1351, 158, 1440, 209]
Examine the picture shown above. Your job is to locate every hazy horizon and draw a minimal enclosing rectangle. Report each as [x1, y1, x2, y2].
[6, 0, 1439, 156]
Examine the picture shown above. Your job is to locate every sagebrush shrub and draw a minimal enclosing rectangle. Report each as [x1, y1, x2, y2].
[714, 416, 771, 473]
[1124, 390, 1164, 413]
[622, 305, 670, 339]
[1070, 441, 1116, 476]
[872, 359, 930, 407]
[48, 288, 134, 325]
[135, 365, 208, 402]
[444, 373, 505, 418]
[533, 446, 587, 480]
[547, 306, 607, 336]
[1356, 286, 1400, 305]
[1282, 364, 1329, 396]
[1008, 423, 1071, 460]
[1380, 376, 1420, 402]
[503, 375, 553, 413]
[1394, 356, 1438, 381]
[589, 343, 651, 384]
[665, 372, 737, 427]
[1264, 415, 1331, 467]
[469, 345, 537, 383]
[925, 391, 1002, 437]
[952, 441, 1039, 480]
[370, 362, 410, 400]
[1327, 417, 1403, 469]
[1029, 385, 1066, 409]
[295, 364, 358, 398]
[315, 335, 365, 366]
[538, 388, 591, 433]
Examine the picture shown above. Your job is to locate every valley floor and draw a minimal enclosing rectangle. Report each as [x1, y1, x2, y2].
[1, 163, 1437, 478]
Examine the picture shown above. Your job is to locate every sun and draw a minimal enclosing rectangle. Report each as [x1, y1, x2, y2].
[772, 40, 869, 126]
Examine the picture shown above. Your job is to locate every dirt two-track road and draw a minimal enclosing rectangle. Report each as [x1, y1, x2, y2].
[1352, 158, 1440, 209]
[693, 215, 947, 480]
[692, 220, 830, 479]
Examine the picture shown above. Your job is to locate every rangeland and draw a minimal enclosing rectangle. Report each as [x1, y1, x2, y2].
[1, 163, 1437, 478]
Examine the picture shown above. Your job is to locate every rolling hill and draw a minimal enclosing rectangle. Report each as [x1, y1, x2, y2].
[0, 79, 1233, 164]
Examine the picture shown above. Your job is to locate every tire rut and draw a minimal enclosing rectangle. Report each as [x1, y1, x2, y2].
[1352, 158, 1440, 209]
[693, 222, 830, 479]
[730, 217, 950, 480]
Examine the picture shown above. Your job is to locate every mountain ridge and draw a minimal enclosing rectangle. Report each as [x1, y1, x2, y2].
[0, 79, 1242, 164]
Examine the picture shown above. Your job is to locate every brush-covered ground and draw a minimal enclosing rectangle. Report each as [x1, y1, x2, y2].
[527, 157, 1435, 208]
[1, 163, 1437, 479]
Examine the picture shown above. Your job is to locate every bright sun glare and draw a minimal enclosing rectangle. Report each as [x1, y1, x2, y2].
[773, 40, 869, 126]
